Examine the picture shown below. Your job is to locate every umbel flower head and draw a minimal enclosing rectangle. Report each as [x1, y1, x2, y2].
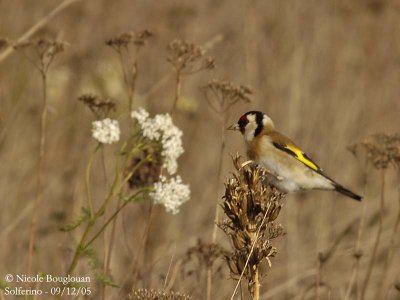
[78, 94, 116, 118]
[150, 175, 190, 215]
[131, 108, 184, 175]
[348, 133, 400, 169]
[219, 154, 285, 298]
[167, 39, 215, 74]
[91, 118, 120, 144]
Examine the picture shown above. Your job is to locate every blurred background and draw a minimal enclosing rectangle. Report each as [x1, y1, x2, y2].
[0, 0, 399, 299]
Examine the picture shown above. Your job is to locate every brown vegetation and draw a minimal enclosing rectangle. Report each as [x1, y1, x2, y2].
[1, 1, 400, 299]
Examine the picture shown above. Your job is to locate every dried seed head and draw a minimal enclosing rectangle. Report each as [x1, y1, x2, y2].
[181, 239, 228, 297]
[203, 79, 252, 114]
[218, 154, 285, 285]
[106, 30, 153, 51]
[127, 149, 162, 189]
[78, 94, 116, 118]
[349, 133, 400, 169]
[0, 38, 9, 51]
[182, 239, 228, 269]
[14, 37, 66, 54]
[167, 39, 215, 73]
[13, 38, 67, 74]
[395, 282, 400, 292]
[129, 288, 191, 300]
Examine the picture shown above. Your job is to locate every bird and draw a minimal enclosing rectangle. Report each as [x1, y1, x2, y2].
[227, 111, 362, 201]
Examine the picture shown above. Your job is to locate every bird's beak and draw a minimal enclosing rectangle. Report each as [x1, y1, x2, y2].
[227, 123, 239, 131]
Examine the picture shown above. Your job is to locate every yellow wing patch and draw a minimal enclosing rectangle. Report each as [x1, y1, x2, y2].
[285, 144, 319, 171]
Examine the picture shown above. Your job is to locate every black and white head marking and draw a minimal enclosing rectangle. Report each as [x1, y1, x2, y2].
[237, 111, 274, 142]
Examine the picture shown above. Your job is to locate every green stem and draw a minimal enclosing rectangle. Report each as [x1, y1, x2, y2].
[66, 222, 93, 275]
[84, 189, 148, 249]
[66, 145, 150, 275]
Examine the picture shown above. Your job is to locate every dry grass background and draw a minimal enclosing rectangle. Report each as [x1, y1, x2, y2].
[1, 0, 400, 299]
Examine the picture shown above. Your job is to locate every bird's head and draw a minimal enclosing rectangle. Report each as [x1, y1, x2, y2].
[227, 111, 274, 141]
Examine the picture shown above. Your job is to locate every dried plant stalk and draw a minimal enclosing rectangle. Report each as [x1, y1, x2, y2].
[218, 154, 285, 299]
[167, 39, 214, 114]
[202, 79, 252, 242]
[14, 38, 66, 274]
[106, 30, 153, 111]
[180, 239, 228, 298]
[348, 133, 400, 299]
[202, 79, 252, 300]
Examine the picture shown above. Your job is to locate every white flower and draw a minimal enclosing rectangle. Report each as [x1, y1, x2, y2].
[92, 118, 120, 144]
[150, 175, 190, 214]
[131, 108, 149, 125]
[131, 108, 184, 174]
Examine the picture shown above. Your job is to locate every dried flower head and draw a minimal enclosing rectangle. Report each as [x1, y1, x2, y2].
[150, 175, 190, 214]
[183, 239, 229, 270]
[180, 240, 228, 297]
[0, 38, 9, 51]
[14, 37, 67, 74]
[131, 108, 184, 175]
[91, 118, 120, 144]
[219, 154, 285, 297]
[167, 39, 215, 74]
[203, 79, 252, 114]
[127, 149, 162, 189]
[395, 281, 400, 292]
[78, 94, 116, 118]
[106, 30, 153, 51]
[349, 133, 400, 169]
[129, 288, 191, 300]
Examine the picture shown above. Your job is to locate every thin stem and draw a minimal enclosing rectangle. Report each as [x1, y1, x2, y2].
[132, 203, 155, 287]
[360, 169, 386, 300]
[211, 112, 227, 242]
[316, 254, 323, 300]
[66, 148, 147, 275]
[345, 159, 369, 300]
[171, 70, 181, 115]
[0, 0, 81, 63]
[68, 144, 101, 274]
[231, 209, 269, 300]
[86, 144, 101, 218]
[206, 268, 212, 300]
[164, 259, 183, 291]
[117, 47, 139, 111]
[127, 47, 138, 112]
[103, 196, 120, 296]
[27, 71, 48, 274]
[252, 269, 260, 300]
[66, 221, 94, 274]
[249, 223, 261, 300]
[117, 50, 133, 106]
[84, 192, 144, 249]
[67, 176, 120, 275]
[207, 109, 227, 300]
[163, 251, 175, 290]
[142, 34, 223, 102]
[101, 148, 108, 300]
[376, 170, 400, 299]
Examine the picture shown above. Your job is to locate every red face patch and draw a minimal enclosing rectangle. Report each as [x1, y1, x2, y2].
[238, 115, 249, 134]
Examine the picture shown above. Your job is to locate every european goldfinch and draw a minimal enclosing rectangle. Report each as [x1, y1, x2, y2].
[228, 111, 362, 201]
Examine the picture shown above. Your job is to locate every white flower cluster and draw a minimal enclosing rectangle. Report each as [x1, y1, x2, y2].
[150, 175, 190, 214]
[92, 118, 120, 144]
[131, 108, 184, 174]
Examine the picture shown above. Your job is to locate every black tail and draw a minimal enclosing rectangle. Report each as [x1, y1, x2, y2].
[334, 184, 362, 201]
